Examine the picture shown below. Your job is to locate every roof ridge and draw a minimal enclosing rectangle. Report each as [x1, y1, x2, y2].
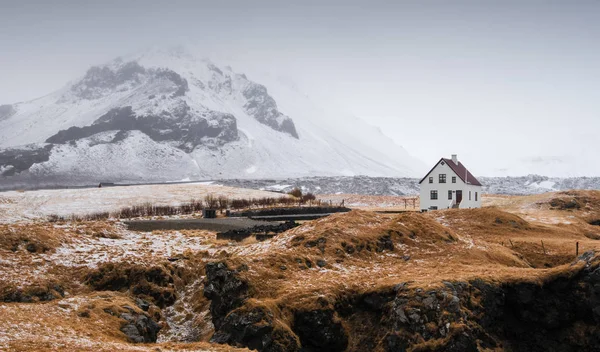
[419, 157, 482, 186]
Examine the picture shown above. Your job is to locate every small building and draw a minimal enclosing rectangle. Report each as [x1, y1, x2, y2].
[419, 154, 482, 211]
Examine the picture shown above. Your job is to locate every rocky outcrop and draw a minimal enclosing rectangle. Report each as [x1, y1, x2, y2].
[293, 309, 348, 352]
[203, 253, 600, 352]
[84, 263, 178, 308]
[471, 252, 600, 351]
[120, 308, 161, 343]
[1, 283, 65, 303]
[46, 104, 238, 152]
[203, 262, 249, 330]
[0, 144, 53, 176]
[243, 82, 299, 139]
[212, 304, 300, 352]
[71, 61, 188, 100]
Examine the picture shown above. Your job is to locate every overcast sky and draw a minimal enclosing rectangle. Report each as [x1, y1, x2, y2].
[1, 0, 599, 176]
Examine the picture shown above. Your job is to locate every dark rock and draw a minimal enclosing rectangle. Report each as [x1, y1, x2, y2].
[77, 310, 90, 318]
[211, 305, 300, 352]
[45, 103, 238, 153]
[204, 262, 249, 330]
[362, 291, 393, 311]
[316, 259, 327, 268]
[0, 144, 54, 176]
[377, 235, 394, 252]
[84, 263, 177, 308]
[550, 198, 581, 210]
[25, 243, 37, 253]
[135, 297, 151, 311]
[120, 311, 160, 343]
[384, 332, 409, 352]
[242, 82, 299, 138]
[70, 61, 189, 100]
[293, 309, 348, 352]
[1, 283, 64, 303]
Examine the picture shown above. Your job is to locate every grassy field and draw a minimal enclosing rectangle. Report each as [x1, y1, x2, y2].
[1, 189, 599, 351]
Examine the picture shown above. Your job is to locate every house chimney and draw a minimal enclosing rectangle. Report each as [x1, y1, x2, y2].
[451, 154, 458, 165]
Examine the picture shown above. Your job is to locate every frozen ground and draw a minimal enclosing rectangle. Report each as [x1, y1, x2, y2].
[0, 182, 278, 223]
[216, 175, 600, 196]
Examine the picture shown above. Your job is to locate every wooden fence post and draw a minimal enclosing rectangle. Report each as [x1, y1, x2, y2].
[576, 242, 579, 256]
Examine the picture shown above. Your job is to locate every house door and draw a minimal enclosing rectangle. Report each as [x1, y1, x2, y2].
[456, 190, 463, 204]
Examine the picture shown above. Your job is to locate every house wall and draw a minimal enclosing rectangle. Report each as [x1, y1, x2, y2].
[419, 161, 482, 211]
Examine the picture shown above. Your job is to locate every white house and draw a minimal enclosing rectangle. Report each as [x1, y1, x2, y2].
[419, 154, 482, 211]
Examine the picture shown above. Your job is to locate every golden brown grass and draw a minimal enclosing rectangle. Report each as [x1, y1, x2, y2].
[220, 191, 600, 312]
[2, 190, 600, 351]
[0, 291, 249, 351]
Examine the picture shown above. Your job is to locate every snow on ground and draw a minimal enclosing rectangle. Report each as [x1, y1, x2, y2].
[317, 193, 419, 210]
[42, 227, 216, 269]
[0, 222, 223, 288]
[0, 183, 279, 223]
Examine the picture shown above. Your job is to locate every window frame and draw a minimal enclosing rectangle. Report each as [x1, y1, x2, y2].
[430, 190, 438, 200]
[429, 176, 433, 183]
[475, 192, 478, 201]
[452, 176, 456, 183]
[469, 191, 472, 200]
[439, 174, 446, 183]
[448, 190, 452, 200]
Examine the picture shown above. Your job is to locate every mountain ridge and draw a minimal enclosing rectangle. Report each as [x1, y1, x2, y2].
[0, 47, 425, 185]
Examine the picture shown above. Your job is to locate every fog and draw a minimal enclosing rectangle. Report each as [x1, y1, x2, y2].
[2, 0, 599, 176]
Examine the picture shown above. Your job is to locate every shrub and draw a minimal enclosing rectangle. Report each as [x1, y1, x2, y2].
[302, 193, 316, 202]
[205, 194, 218, 209]
[288, 187, 303, 198]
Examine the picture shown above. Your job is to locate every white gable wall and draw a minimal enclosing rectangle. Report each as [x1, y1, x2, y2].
[419, 161, 482, 211]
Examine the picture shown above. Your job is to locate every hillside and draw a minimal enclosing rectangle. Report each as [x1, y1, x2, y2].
[0, 47, 423, 187]
[2, 189, 600, 351]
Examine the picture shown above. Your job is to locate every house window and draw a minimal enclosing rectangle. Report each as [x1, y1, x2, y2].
[475, 192, 478, 201]
[452, 176, 456, 183]
[469, 191, 472, 200]
[429, 176, 433, 183]
[448, 190, 452, 200]
[430, 190, 438, 200]
[439, 174, 446, 183]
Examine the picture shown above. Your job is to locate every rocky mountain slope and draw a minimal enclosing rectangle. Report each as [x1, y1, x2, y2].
[0, 47, 423, 186]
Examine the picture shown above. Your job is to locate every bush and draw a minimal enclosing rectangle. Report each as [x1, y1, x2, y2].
[205, 194, 218, 209]
[302, 193, 316, 202]
[288, 188, 303, 198]
[50, 194, 305, 221]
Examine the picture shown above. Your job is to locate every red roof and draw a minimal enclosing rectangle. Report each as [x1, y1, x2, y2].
[419, 158, 482, 186]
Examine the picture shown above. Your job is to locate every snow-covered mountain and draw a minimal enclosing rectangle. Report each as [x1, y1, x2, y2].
[0, 47, 425, 186]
